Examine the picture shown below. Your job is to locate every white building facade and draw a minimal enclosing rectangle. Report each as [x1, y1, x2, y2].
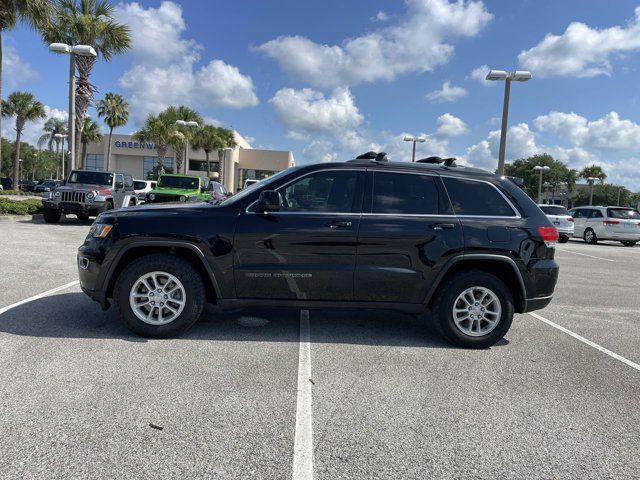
[84, 131, 295, 192]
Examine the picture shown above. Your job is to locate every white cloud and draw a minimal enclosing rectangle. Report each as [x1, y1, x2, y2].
[518, 6, 640, 77]
[116, 1, 258, 122]
[435, 113, 468, 138]
[425, 81, 467, 103]
[256, 0, 492, 87]
[1, 106, 67, 147]
[3, 45, 37, 87]
[534, 111, 640, 151]
[269, 87, 363, 140]
[468, 64, 492, 86]
[371, 11, 389, 22]
[303, 140, 338, 163]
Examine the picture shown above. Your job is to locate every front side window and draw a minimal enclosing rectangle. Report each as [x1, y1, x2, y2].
[589, 209, 603, 218]
[372, 172, 439, 215]
[443, 177, 515, 216]
[278, 170, 360, 213]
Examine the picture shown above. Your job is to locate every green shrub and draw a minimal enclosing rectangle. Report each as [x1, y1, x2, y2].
[0, 198, 43, 215]
[0, 190, 43, 196]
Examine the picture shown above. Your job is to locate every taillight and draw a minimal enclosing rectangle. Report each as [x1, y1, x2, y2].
[603, 220, 619, 226]
[567, 217, 574, 222]
[538, 226, 559, 247]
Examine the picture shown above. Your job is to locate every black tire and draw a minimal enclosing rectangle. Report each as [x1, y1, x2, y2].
[76, 213, 90, 221]
[43, 206, 61, 223]
[583, 228, 598, 244]
[113, 254, 205, 338]
[431, 270, 514, 349]
[558, 235, 569, 243]
[622, 241, 637, 247]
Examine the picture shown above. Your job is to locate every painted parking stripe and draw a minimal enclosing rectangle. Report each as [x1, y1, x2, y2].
[292, 309, 313, 480]
[555, 248, 614, 262]
[529, 312, 640, 372]
[0, 280, 80, 315]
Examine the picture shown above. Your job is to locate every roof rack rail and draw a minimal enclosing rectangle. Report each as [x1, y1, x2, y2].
[348, 151, 389, 163]
[416, 156, 458, 167]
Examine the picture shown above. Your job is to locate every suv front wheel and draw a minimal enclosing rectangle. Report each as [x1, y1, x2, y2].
[431, 270, 514, 349]
[114, 254, 205, 338]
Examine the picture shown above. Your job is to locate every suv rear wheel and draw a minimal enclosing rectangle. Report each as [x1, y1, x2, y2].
[622, 241, 637, 247]
[431, 270, 514, 349]
[584, 228, 598, 244]
[114, 254, 205, 338]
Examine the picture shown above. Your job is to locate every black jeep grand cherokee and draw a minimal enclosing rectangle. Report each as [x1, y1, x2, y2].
[78, 157, 559, 348]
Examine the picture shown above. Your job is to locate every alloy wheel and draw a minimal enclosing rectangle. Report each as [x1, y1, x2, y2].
[452, 286, 502, 337]
[129, 271, 186, 325]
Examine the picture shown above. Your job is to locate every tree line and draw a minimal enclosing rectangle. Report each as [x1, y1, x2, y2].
[0, 0, 236, 189]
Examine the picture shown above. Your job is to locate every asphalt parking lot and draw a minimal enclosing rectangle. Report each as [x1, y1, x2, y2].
[1, 216, 639, 479]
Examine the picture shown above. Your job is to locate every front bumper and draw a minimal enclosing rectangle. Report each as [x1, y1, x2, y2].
[43, 200, 104, 214]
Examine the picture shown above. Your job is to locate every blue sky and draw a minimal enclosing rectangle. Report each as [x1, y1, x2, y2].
[4, 0, 640, 188]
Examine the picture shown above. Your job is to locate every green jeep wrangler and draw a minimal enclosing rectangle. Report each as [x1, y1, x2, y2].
[146, 174, 211, 203]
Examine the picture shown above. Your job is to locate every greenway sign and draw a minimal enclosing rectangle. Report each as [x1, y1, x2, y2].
[114, 140, 156, 150]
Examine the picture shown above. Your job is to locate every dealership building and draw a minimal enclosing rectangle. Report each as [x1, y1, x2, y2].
[84, 131, 295, 192]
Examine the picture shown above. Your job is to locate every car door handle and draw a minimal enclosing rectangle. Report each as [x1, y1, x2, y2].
[329, 221, 352, 229]
[430, 223, 455, 230]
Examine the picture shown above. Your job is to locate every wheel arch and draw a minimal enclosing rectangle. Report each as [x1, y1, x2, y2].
[104, 241, 221, 304]
[425, 254, 527, 313]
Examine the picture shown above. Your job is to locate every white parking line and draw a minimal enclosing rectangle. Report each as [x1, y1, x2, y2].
[292, 309, 313, 480]
[555, 248, 614, 262]
[0, 280, 80, 315]
[529, 312, 640, 372]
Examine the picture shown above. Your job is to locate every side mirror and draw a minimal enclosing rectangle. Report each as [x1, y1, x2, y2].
[255, 190, 281, 213]
[115, 180, 124, 189]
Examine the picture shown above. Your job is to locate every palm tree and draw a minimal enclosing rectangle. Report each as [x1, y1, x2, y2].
[160, 106, 203, 174]
[213, 127, 237, 184]
[579, 165, 607, 184]
[133, 113, 181, 179]
[1, 91, 46, 190]
[96, 92, 128, 171]
[37, 117, 67, 179]
[80, 117, 102, 169]
[0, 0, 50, 175]
[43, 0, 130, 167]
[192, 125, 220, 178]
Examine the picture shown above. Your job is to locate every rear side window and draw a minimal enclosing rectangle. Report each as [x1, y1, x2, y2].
[607, 208, 640, 219]
[589, 209, 603, 218]
[372, 172, 439, 214]
[443, 177, 515, 216]
[133, 181, 147, 190]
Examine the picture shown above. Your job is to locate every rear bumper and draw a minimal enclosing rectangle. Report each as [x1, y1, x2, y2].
[524, 295, 553, 312]
[522, 259, 559, 313]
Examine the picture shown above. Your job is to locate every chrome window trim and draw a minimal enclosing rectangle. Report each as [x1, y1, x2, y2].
[244, 167, 365, 215]
[440, 174, 521, 219]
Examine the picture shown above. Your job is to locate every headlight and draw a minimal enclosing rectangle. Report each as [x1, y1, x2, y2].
[86, 191, 95, 200]
[149, 193, 155, 201]
[88, 223, 113, 239]
[53, 190, 61, 197]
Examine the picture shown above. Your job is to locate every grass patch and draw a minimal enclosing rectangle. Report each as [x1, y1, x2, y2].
[0, 190, 43, 196]
[0, 198, 43, 215]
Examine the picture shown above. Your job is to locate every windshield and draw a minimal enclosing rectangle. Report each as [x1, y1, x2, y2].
[157, 176, 199, 189]
[133, 181, 147, 190]
[607, 208, 640, 219]
[68, 171, 113, 186]
[219, 167, 300, 205]
[540, 206, 569, 216]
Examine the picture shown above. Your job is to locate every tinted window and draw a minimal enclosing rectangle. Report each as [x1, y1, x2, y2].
[278, 170, 360, 213]
[133, 181, 147, 190]
[589, 209, 603, 218]
[124, 175, 133, 188]
[372, 172, 439, 214]
[443, 177, 515, 216]
[68, 171, 113, 186]
[540, 205, 569, 216]
[607, 208, 640, 219]
[158, 176, 199, 189]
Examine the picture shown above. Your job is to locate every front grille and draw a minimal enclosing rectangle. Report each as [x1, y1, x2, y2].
[149, 194, 179, 203]
[61, 191, 86, 203]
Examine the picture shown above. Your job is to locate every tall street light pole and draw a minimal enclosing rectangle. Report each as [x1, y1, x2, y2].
[486, 70, 532, 175]
[533, 165, 550, 203]
[176, 120, 199, 174]
[587, 177, 598, 205]
[403, 135, 426, 162]
[49, 43, 97, 173]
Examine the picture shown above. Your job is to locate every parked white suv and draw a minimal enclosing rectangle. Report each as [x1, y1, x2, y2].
[133, 180, 157, 204]
[538, 205, 573, 243]
[569, 206, 640, 246]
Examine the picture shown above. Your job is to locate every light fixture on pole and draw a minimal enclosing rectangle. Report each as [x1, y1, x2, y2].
[533, 165, 550, 203]
[587, 177, 598, 205]
[486, 69, 532, 175]
[403, 135, 426, 162]
[175, 120, 199, 174]
[49, 43, 97, 174]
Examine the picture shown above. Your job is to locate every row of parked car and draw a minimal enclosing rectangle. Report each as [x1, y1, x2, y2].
[539, 204, 640, 246]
